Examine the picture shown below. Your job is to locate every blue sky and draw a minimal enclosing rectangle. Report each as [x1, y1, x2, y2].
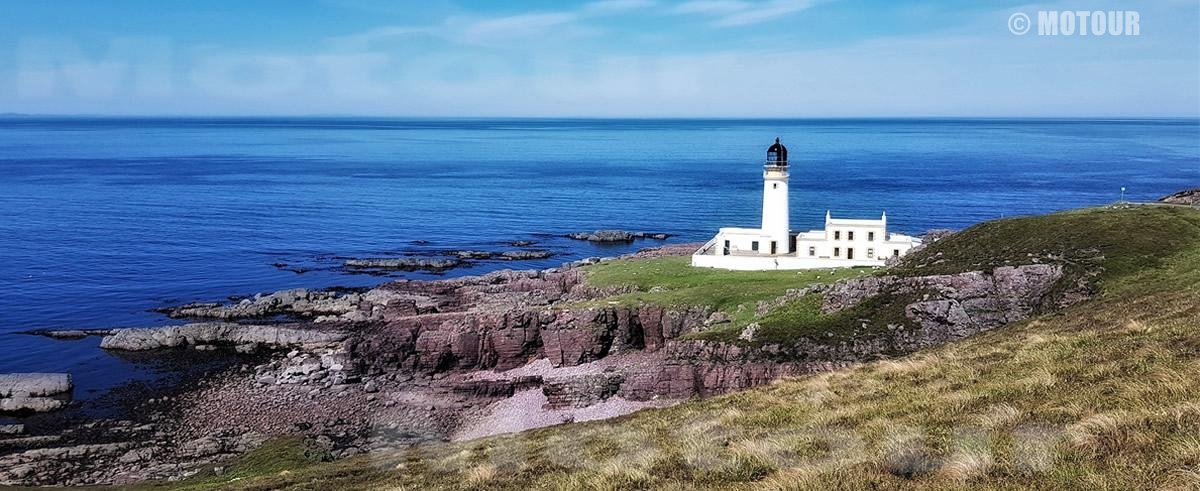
[1, 0, 1197, 117]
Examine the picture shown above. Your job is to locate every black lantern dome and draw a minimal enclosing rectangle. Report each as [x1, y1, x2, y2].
[766, 137, 787, 166]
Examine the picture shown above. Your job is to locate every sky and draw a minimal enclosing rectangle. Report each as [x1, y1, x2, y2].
[0, 0, 1197, 117]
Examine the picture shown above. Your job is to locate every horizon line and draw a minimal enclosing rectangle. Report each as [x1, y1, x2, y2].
[2, 113, 1198, 121]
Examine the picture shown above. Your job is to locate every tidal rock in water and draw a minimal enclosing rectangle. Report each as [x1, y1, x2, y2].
[271, 263, 311, 274]
[99, 322, 348, 351]
[447, 250, 494, 260]
[22, 328, 116, 340]
[441, 250, 553, 261]
[344, 258, 463, 271]
[567, 230, 633, 242]
[498, 250, 553, 260]
[0, 373, 73, 414]
[566, 230, 671, 242]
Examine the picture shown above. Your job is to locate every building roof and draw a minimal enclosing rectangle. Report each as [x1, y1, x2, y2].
[827, 217, 886, 226]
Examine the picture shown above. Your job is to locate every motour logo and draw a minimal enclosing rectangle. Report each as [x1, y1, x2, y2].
[1009, 10, 1140, 36]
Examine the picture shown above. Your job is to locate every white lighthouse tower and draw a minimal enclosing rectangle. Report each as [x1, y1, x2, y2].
[761, 137, 790, 254]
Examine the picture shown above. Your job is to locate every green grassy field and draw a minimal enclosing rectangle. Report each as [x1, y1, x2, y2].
[139, 205, 1200, 490]
[579, 255, 870, 314]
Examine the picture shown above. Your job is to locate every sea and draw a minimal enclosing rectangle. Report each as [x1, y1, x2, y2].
[1, 117, 1197, 407]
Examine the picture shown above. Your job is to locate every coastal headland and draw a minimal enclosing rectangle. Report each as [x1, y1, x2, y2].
[1, 196, 1199, 488]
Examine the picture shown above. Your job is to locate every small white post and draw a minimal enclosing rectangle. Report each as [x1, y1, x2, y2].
[1121, 186, 1126, 203]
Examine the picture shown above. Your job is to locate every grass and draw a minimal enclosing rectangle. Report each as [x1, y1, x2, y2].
[116, 437, 348, 491]
[891, 205, 1200, 284]
[145, 205, 1200, 489]
[576, 256, 879, 348]
[686, 289, 924, 351]
[577, 255, 871, 316]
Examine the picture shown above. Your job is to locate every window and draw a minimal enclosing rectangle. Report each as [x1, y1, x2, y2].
[834, 247, 840, 257]
[723, 240, 730, 256]
[867, 248, 875, 258]
[772, 183, 778, 189]
[868, 231, 875, 241]
[847, 248, 854, 260]
[834, 231, 841, 240]
[848, 231, 855, 241]
[808, 247, 816, 257]
[770, 241, 777, 254]
[893, 249, 900, 257]
[751, 241, 759, 252]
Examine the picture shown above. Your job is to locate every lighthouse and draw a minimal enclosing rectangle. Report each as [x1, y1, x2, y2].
[761, 137, 790, 254]
[692, 136, 923, 270]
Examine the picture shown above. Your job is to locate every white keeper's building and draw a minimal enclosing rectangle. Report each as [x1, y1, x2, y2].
[692, 138, 921, 270]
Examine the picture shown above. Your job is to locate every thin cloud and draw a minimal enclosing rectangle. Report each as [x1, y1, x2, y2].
[332, 2, 649, 48]
[675, 0, 826, 27]
[329, 25, 433, 47]
[584, 0, 658, 14]
[461, 12, 580, 41]
[674, 0, 752, 15]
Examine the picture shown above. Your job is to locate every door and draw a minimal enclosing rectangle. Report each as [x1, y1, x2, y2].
[770, 241, 777, 255]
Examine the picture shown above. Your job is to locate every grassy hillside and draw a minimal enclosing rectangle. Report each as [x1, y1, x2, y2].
[144, 205, 1200, 490]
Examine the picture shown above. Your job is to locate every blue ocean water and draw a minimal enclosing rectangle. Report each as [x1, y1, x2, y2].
[1, 117, 1197, 402]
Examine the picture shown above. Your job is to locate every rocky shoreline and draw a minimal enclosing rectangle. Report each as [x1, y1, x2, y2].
[1, 237, 1093, 487]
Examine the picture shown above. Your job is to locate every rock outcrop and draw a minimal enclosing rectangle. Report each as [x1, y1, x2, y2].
[442, 250, 554, 261]
[344, 258, 463, 271]
[822, 264, 1070, 316]
[99, 323, 348, 351]
[1160, 188, 1200, 206]
[0, 373, 73, 414]
[498, 250, 554, 260]
[566, 230, 671, 242]
[543, 372, 625, 409]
